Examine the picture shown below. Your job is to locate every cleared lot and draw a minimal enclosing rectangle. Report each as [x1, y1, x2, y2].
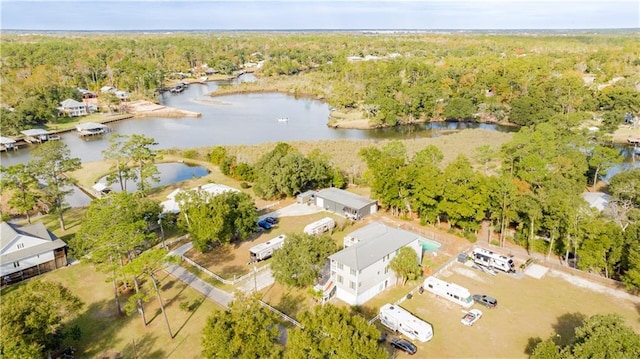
[395, 262, 640, 358]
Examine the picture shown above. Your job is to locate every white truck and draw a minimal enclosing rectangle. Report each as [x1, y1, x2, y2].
[379, 303, 433, 342]
[303, 217, 336, 235]
[422, 276, 473, 308]
[472, 248, 515, 273]
[460, 309, 483, 326]
[249, 235, 286, 263]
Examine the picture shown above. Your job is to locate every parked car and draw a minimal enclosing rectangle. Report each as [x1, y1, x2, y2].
[460, 308, 483, 326]
[257, 219, 272, 230]
[473, 294, 498, 308]
[264, 216, 279, 225]
[390, 338, 417, 355]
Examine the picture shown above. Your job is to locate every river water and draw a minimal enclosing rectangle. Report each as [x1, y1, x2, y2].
[0, 74, 518, 166]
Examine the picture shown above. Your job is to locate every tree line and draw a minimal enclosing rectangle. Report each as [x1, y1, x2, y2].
[2, 33, 639, 135]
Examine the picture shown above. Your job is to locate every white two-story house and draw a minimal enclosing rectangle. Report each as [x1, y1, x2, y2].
[1, 222, 68, 286]
[328, 222, 428, 305]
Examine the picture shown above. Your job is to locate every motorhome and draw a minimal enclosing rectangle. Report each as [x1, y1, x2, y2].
[422, 276, 473, 308]
[249, 235, 286, 263]
[303, 217, 336, 235]
[472, 248, 515, 273]
[379, 303, 433, 342]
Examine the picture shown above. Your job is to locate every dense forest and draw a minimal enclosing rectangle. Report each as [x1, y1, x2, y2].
[1, 32, 639, 134]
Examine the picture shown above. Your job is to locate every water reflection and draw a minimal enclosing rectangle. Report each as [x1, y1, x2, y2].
[96, 162, 209, 193]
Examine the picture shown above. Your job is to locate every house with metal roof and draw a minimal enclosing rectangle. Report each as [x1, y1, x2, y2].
[0, 136, 17, 151]
[1, 222, 68, 286]
[160, 183, 240, 213]
[315, 188, 377, 220]
[328, 222, 431, 305]
[60, 98, 89, 117]
[21, 128, 51, 143]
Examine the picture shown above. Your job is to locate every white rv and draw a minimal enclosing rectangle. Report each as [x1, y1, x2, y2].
[422, 276, 473, 308]
[379, 303, 433, 342]
[249, 235, 286, 263]
[303, 217, 336, 235]
[472, 248, 515, 273]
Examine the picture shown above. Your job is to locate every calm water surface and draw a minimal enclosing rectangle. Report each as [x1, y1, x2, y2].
[0, 74, 517, 166]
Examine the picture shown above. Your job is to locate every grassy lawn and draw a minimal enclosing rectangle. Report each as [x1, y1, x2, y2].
[381, 263, 640, 358]
[31, 262, 221, 359]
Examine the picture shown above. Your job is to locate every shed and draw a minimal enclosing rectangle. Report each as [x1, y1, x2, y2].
[296, 190, 316, 204]
[315, 188, 377, 220]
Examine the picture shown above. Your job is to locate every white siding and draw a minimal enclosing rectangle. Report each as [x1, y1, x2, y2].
[1, 251, 55, 276]
[1, 235, 48, 255]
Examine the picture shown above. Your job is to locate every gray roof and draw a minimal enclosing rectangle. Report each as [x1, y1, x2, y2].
[0, 136, 16, 144]
[76, 122, 106, 131]
[316, 188, 375, 210]
[329, 222, 423, 270]
[60, 98, 85, 108]
[0, 222, 67, 263]
[21, 128, 49, 136]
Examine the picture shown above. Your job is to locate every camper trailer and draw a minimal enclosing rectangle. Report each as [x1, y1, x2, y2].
[249, 235, 286, 263]
[379, 303, 433, 342]
[472, 248, 515, 273]
[422, 276, 473, 308]
[303, 217, 336, 235]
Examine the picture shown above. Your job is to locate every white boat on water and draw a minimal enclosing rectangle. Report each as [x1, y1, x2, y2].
[277, 117, 289, 122]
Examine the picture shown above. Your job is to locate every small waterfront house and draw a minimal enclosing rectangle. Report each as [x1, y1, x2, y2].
[328, 222, 428, 305]
[77, 88, 97, 99]
[315, 188, 377, 220]
[1, 222, 68, 286]
[115, 90, 130, 100]
[21, 128, 50, 143]
[160, 183, 240, 213]
[60, 98, 89, 117]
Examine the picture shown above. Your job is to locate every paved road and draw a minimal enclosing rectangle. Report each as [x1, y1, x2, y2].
[164, 263, 234, 308]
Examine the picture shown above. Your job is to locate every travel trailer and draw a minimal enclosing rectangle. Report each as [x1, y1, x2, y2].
[249, 235, 286, 263]
[472, 248, 515, 273]
[422, 276, 473, 308]
[379, 303, 433, 342]
[303, 217, 336, 235]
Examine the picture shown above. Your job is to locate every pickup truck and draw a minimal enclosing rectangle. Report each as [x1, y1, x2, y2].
[460, 309, 483, 326]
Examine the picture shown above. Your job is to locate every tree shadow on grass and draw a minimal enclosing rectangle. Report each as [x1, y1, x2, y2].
[524, 337, 543, 356]
[67, 298, 139, 359]
[122, 332, 164, 359]
[172, 295, 207, 338]
[551, 312, 586, 346]
[220, 265, 249, 278]
[277, 292, 305, 318]
[194, 245, 235, 267]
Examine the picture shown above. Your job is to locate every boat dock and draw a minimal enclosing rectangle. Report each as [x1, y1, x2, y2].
[0, 136, 18, 152]
[76, 122, 109, 137]
[20, 129, 51, 144]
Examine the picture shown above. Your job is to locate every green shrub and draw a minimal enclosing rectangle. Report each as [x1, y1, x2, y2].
[240, 182, 250, 189]
[183, 149, 198, 159]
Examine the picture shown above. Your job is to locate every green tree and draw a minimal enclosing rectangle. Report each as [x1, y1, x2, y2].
[0, 164, 40, 223]
[285, 304, 385, 359]
[72, 192, 159, 317]
[271, 232, 336, 287]
[443, 97, 475, 120]
[571, 314, 640, 358]
[0, 280, 83, 358]
[123, 248, 179, 338]
[176, 190, 258, 252]
[529, 340, 563, 359]
[201, 294, 283, 359]
[125, 134, 161, 193]
[587, 145, 623, 187]
[30, 141, 81, 231]
[102, 134, 137, 192]
[621, 222, 640, 292]
[389, 246, 421, 285]
[576, 218, 623, 278]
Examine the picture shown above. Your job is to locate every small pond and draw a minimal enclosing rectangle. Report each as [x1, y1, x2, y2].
[96, 162, 209, 193]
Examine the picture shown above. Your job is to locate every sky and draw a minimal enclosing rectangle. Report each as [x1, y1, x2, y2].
[1, 0, 639, 31]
